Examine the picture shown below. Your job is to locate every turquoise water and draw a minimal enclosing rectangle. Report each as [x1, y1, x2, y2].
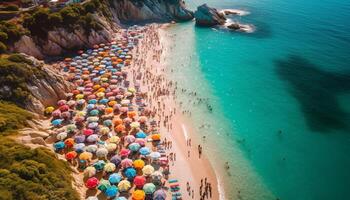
[166, 0, 350, 199]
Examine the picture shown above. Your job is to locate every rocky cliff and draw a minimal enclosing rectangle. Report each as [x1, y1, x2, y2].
[8, 0, 193, 59]
[194, 4, 226, 26]
[0, 54, 72, 114]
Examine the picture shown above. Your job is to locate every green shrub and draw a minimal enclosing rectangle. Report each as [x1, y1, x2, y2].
[2, 4, 19, 11]
[48, 12, 63, 26]
[0, 137, 79, 200]
[0, 32, 8, 42]
[0, 101, 32, 134]
[0, 42, 6, 53]
[0, 21, 24, 43]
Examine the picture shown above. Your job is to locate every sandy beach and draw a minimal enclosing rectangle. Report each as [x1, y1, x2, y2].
[127, 24, 221, 200]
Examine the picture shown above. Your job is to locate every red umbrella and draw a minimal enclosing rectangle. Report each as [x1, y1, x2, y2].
[64, 138, 75, 148]
[65, 151, 77, 160]
[84, 129, 94, 136]
[86, 177, 99, 189]
[59, 105, 69, 112]
[120, 149, 131, 157]
[133, 176, 146, 188]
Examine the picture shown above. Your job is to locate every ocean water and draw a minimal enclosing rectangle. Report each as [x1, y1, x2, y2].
[164, 0, 350, 200]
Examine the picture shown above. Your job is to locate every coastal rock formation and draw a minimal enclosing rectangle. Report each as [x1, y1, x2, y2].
[194, 4, 226, 26]
[108, 0, 194, 22]
[11, 16, 115, 59]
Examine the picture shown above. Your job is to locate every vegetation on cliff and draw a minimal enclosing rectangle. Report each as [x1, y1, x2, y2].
[0, 54, 44, 107]
[0, 137, 79, 200]
[0, 101, 32, 135]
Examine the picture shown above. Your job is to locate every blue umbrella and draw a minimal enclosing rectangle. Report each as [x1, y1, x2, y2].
[139, 147, 151, 156]
[114, 197, 127, 200]
[128, 142, 140, 152]
[110, 155, 122, 166]
[52, 119, 63, 126]
[88, 99, 97, 104]
[135, 131, 147, 139]
[99, 98, 109, 104]
[86, 104, 95, 110]
[105, 185, 118, 197]
[89, 109, 99, 116]
[94, 160, 106, 171]
[54, 141, 65, 150]
[73, 143, 85, 153]
[109, 173, 122, 184]
[124, 168, 136, 179]
[74, 135, 85, 143]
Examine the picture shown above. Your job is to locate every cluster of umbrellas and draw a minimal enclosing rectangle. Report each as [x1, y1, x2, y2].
[46, 26, 169, 200]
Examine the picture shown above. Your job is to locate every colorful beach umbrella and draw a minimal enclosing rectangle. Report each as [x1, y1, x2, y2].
[124, 167, 136, 179]
[109, 173, 122, 184]
[143, 183, 156, 194]
[132, 190, 145, 200]
[133, 175, 146, 187]
[105, 185, 118, 197]
[86, 177, 99, 189]
[118, 180, 131, 192]
[142, 165, 154, 176]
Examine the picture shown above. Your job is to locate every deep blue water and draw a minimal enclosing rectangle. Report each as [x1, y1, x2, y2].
[169, 0, 350, 199]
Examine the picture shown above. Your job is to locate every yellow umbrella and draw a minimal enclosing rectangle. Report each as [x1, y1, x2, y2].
[142, 165, 154, 176]
[106, 143, 117, 152]
[118, 180, 131, 192]
[75, 94, 84, 99]
[84, 166, 96, 177]
[108, 136, 120, 144]
[104, 162, 116, 173]
[132, 190, 145, 200]
[100, 127, 110, 135]
[133, 159, 145, 170]
[130, 122, 140, 129]
[79, 152, 92, 160]
[45, 106, 55, 113]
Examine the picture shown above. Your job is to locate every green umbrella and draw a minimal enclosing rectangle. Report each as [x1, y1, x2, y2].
[98, 178, 111, 192]
[143, 183, 156, 194]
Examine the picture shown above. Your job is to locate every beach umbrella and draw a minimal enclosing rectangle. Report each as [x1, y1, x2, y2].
[130, 122, 140, 129]
[84, 166, 96, 177]
[119, 149, 131, 157]
[100, 127, 110, 135]
[52, 119, 63, 126]
[139, 116, 148, 123]
[135, 138, 146, 147]
[87, 116, 99, 123]
[142, 165, 154, 176]
[136, 131, 147, 139]
[110, 155, 122, 166]
[132, 190, 145, 200]
[127, 111, 137, 118]
[115, 197, 127, 200]
[143, 183, 156, 194]
[64, 138, 75, 148]
[45, 106, 55, 113]
[115, 124, 125, 132]
[85, 144, 98, 153]
[103, 119, 113, 126]
[83, 129, 94, 136]
[108, 136, 120, 144]
[89, 109, 99, 116]
[66, 124, 77, 132]
[106, 143, 117, 152]
[128, 142, 141, 152]
[104, 162, 116, 173]
[139, 147, 151, 156]
[65, 151, 77, 160]
[96, 147, 109, 158]
[74, 135, 86, 143]
[88, 122, 99, 129]
[125, 135, 136, 144]
[151, 134, 161, 141]
[133, 159, 145, 170]
[153, 189, 166, 200]
[133, 176, 146, 187]
[87, 134, 99, 143]
[79, 152, 92, 160]
[98, 179, 111, 192]
[151, 171, 163, 182]
[118, 180, 131, 192]
[57, 99, 67, 106]
[86, 177, 99, 189]
[54, 141, 65, 150]
[73, 143, 85, 153]
[109, 173, 122, 184]
[52, 110, 61, 118]
[105, 185, 118, 197]
[121, 158, 133, 169]
[124, 167, 136, 179]
[88, 99, 98, 104]
[149, 152, 161, 160]
[57, 132, 68, 140]
[93, 160, 106, 171]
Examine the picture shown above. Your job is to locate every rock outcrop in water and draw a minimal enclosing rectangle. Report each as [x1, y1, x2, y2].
[194, 4, 226, 26]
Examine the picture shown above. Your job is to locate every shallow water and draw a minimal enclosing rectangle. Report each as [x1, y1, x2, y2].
[165, 0, 350, 199]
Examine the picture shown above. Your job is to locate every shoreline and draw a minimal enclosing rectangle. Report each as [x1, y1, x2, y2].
[128, 24, 222, 199]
